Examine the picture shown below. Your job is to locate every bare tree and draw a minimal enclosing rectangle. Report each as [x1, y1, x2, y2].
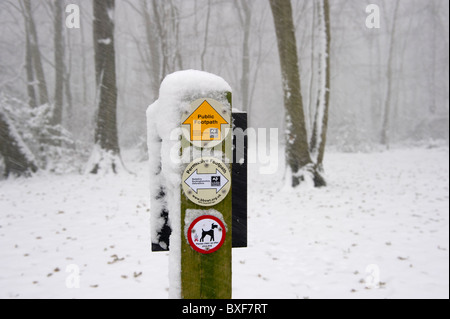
[200, 0, 212, 71]
[380, 0, 400, 148]
[25, 26, 37, 108]
[126, 0, 182, 99]
[21, 0, 49, 107]
[309, 0, 331, 175]
[64, 24, 73, 120]
[87, 0, 122, 174]
[306, 0, 318, 131]
[142, 0, 162, 98]
[269, 0, 325, 187]
[52, 0, 64, 126]
[235, 0, 252, 112]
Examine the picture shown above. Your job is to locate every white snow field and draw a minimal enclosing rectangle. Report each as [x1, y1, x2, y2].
[0, 146, 448, 299]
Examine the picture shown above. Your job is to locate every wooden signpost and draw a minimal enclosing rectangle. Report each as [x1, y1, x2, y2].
[151, 110, 247, 253]
[149, 71, 247, 299]
[180, 94, 233, 299]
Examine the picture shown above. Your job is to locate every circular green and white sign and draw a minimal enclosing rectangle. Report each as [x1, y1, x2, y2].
[182, 157, 231, 207]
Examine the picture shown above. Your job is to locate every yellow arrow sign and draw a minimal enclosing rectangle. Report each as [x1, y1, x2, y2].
[182, 100, 229, 142]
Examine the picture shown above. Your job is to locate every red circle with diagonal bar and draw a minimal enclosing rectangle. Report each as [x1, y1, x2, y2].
[187, 215, 226, 254]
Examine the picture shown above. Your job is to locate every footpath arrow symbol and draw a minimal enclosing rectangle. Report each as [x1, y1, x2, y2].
[184, 169, 229, 194]
[182, 100, 228, 141]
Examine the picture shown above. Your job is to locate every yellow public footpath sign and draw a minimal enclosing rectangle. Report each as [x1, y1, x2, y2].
[182, 98, 230, 148]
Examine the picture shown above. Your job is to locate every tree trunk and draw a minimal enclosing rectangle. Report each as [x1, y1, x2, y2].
[200, 0, 212, 71]
[309, 0, 330, 181]
[316, 0, 331, 171]
[0, 108, 38, 177]
[142, 0, 161, 99]
[307, 0, 317, 132]
[381, 0, 400, 148]
[53, 0, 64, 126]
[25, 29, 37, 108]
[80, 18, 88, 108]
[88, 0, 121, 174]
[23, 0, 49, 106]
[64, 29, 73, 119]
[236, 0, 252, 112]
[269, 0, 318, 187]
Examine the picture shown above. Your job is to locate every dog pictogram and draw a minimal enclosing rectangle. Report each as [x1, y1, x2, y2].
[200, 223, 218, 242]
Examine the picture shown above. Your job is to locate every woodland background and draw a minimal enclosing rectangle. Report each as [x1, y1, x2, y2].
[0, 0, 448, 178]
[0, 0, 448, 299]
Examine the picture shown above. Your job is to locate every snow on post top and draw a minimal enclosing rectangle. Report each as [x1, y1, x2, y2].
[158, 69, 232, 101]
[147, 69, 232, 141]
[146, 69, 232, 194]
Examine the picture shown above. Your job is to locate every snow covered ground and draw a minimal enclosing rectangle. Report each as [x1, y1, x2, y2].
[0, 146, 448, 299]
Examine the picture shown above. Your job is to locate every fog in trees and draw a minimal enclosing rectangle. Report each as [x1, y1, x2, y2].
[0, 0, 448, 180]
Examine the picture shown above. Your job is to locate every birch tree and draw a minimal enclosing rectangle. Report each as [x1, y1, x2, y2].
[309, 0, 331, 174]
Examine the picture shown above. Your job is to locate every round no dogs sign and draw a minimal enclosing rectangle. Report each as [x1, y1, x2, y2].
[187, 215, 226, 254]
